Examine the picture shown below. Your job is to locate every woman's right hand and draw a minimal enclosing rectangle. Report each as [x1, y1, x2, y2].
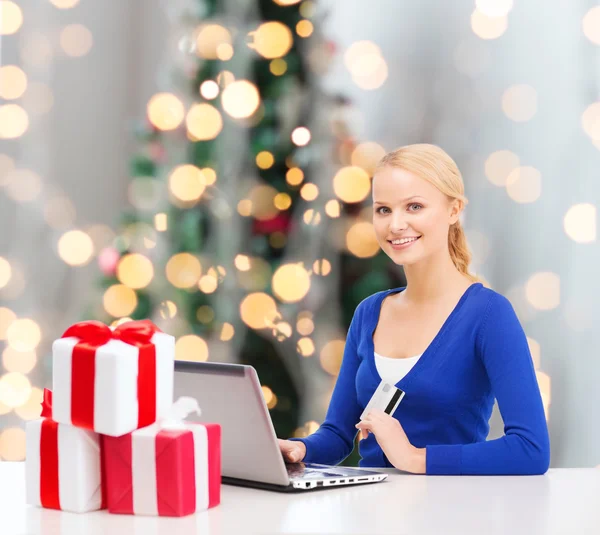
[278, 439, 306, 464]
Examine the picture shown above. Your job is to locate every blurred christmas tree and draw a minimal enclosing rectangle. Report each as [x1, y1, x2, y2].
[87, 0, 405, 466]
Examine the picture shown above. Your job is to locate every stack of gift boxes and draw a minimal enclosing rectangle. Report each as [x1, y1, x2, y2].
[25, 319, 221, 517]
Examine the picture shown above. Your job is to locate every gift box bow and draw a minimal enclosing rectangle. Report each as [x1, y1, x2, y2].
[59, 319, 163, 430]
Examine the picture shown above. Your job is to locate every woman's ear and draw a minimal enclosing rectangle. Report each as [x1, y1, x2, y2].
[449, 199, 463, 225]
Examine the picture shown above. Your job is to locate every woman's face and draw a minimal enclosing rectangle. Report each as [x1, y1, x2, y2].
[372, 166, 460, 266]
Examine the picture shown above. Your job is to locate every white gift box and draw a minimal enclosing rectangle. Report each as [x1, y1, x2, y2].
[26, 418, 104, 513]
[52, 320, 174, 437]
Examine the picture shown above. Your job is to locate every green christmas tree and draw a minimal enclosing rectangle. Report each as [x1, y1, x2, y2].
[88, 0, 405, 466]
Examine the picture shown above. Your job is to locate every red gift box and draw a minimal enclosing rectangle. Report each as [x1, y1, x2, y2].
[103, 420, 221, 516]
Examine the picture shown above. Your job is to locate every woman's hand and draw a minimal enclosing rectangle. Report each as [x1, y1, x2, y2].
[278, 439, 306, 463]
[356, 409, 426, 474]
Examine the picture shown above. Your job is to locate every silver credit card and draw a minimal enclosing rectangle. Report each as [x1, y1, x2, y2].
[360, 381, 405, 420]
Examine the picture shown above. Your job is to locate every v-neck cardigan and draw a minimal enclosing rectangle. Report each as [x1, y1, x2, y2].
[290, 283, 550, 475]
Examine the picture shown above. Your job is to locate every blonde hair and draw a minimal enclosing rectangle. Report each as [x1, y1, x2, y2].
[376, 143, 487, 286]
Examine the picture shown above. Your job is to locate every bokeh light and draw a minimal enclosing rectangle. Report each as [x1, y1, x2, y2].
[235, 254, 251, 271]
[297, 314, 314, 335]
[103, 284, 138, 317]
[274, 192, 292, 210]
[0, 104, 28, 138]
[44, 195, 77, 229]
[3, 168, 42, 202]
[58, 230, 94, 266]
[291, 126, 311, 146]
[147, 93, 185, 131]
[0, 65, 27, 99]
[169, 164, 206, 203]
[248, 22, 293, 59]
[0, 372, 32, 407]
[200, 80, 219, 100]
[525, 272, 560, 311]
[0, 1, 23, 35]
[60, 24, 93, 57]
[186, 103, 223, 140]
[199, 273, 218, 293]
[484, 150, 520, 187]
[346, 221, 380, 258]
[216, 43, 234, 61]
[325, 199, 341, 218]
[0, 308, 16, 340]
[527, 337, 541, 369]
[351, 142, 386, 176]
[0, 257, 12, 289]
[476, 0, 513, 17]
[502, 84, 538, 122]
[249, 184, 279, 221]
[303, 208, 321, 226]
[297, 337, 315, 357]
[296, 20, 314, 38]
[272, 263, 311, 303]
[155, 213, 167, 231]
[270, 59, 287, 76]
[344, 41, 389, 90]
[220, 322, 235, 341]
[334, 166, 371, 203]
[15, 387, 44, 420]
[471, 9, 508, 40]
[581, 102, 600, 141]
[166, 253, 202, 289]
[300, 183, 319, 201]
[6, 319, 41, 352]
[312, 258, 332, 276]
[563, 203, 596, 243]
[175, 335, 208, 362]
[256, 151, 275, 169]
[505, 166, 541, 203]
[159, 300, 177, 319]
[240, 292, 279, 329]
[582, 6, 600, 45]
[117, 254, 154, 289]
[2, 347, 36, 374]
[195, 24, 232, 60]
[320, 340, 345, 376]
[222, 80, 260, 119]
[286, 167, 304, 185]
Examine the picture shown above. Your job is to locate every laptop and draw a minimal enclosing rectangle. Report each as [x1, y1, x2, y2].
[173, 361, 388, 492]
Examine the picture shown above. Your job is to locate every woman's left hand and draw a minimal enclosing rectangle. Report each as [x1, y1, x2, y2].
[355, 409, 425, 474]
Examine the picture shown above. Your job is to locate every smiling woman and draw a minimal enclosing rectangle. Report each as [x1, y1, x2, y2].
[280, 143, 551, 477]
[371, 143, 484, 286]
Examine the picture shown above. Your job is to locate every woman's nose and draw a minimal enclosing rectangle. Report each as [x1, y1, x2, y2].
[390, 214, 408, 232]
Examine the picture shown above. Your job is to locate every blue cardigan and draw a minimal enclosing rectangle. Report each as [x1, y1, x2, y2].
[291, 283, 550, 475]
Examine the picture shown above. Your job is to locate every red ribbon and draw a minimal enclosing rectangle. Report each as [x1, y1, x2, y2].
[62, 320, 161, 430]
[39, 419, 60, 509]
[41, 388, 53, 418]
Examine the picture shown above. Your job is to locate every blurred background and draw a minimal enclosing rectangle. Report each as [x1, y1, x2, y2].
[0, 0, 598, 469]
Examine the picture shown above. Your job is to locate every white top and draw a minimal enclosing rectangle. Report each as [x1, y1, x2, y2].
[3, 463, 597, 534]
[375, 351, 422, 384]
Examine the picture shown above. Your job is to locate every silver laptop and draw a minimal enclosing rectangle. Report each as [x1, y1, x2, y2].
[173, 361, 388, 492]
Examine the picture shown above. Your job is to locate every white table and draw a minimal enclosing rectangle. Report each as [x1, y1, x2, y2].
[1, 462, 599, 534]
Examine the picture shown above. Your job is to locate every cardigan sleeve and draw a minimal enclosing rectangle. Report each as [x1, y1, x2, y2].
[425, 293, 551, 475]
[288, 301, 365, 465]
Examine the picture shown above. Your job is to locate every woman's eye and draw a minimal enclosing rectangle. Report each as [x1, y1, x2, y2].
[376, 207, 390, 214]
[408, 203, 423, 211]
